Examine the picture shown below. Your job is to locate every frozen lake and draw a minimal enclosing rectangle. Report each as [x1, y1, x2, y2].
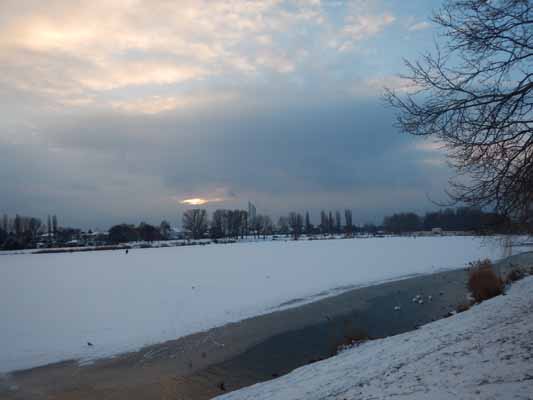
[0, 236, 511, 373]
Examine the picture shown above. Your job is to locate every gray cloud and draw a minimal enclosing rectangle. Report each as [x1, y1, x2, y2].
[0, 0, 450, 228]
[0, 91, 451, 228]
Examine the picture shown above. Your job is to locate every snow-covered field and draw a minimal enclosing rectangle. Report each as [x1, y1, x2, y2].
[0, 236, 513, 373]
[217, 276, 533, 400]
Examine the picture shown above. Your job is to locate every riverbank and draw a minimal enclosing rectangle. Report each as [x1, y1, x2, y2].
[217, 270, 533, 400]
[1, 251, 531, 400]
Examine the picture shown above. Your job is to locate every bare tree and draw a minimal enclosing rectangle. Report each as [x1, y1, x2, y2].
[386, 0, 533, 225]
[159, 220, 171, 239]
[288, 212, 304, 239]
[261, 215, 273, 239]
[277, 216, 289, 236]
[28, 218, 42, 240]
[335, 211, 342, 234]
[304, 211, 313, 235]
[52, 215, 58, 237]
[210, 209, 226, 239]
[182, 209, 209, 239]
[344, 209, 353, 235]
[319, 210, 328, 235]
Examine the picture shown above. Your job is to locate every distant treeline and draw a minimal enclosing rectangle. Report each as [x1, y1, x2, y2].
[0, 206, 518, 250]
[1, 214, 58, 250]
[107, 221, 171, 244]
[382, 207, 510, 234]
[179, 208, 360, 240]
[178, 207, 514, 240]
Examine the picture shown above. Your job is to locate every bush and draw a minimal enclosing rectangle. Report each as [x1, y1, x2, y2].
[456, 301, 472, 313]
[334, 331, 371, 354]
[467, 259, 503, 302]
[505, 267, 526, 284]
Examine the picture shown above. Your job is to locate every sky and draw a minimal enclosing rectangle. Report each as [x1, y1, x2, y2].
[0, 0, 451, 229]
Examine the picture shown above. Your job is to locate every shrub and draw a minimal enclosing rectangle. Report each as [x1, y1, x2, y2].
[335, 331, 371, 354]
[505, 267, 526, 284]
[467, 259, 503, 302]
[456, 302, 472, 313]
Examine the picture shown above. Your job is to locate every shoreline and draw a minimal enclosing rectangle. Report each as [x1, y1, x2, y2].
[2, 251, 531, 399]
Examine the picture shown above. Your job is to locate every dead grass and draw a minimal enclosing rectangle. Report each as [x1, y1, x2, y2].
[467, 259, 504, 303]
[504, 264, 533, 283]
[334, 331, 371, 354]
[456, 301, 472, 313]
[505, 268, 526, 283]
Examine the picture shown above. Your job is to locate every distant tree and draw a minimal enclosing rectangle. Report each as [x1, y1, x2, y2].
[224, 210, 247, 239]
[182, 209, 209, 239]
[28, 218, 42, 240]
[0, 227, 6, 245]
[386, 0, 533, 226]
[226, 210, 239, 238]
[277, 216, 289, 235]
[210, 209, 227, 239]
[335, 211, 342, 234]
[239, 210, 248, 239]
[14, 214, 21, 237]
[328, 212, 334, 234]
[52, 215, 58, 237]
[304, 211, 313, 235]
[319, 210, 328, 235]
[344, 209, 353, 235]
[288, 212, 304, 239]
[383, 212, 423, 233]
[2, 235, 25, 250]
[422, 207, 509, 233]
[159, 220, 171, 239]
[252, 215, 264, 238]
[108, 224, 139, 243]
[2, 214, 8, 233]
[47, 215, 52, 240]
[138, 222, 162, 242]
[261, 215, 273, 239]
[362, 223, 379, 234]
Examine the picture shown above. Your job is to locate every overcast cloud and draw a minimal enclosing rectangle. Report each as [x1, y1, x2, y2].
[0, 0, 448, 228]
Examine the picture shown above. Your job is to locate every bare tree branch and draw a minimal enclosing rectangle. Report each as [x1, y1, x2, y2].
[385, 0, 533, 226]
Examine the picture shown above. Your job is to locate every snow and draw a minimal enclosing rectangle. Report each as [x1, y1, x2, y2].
[0, 236, 514, 373]
[217, 277, 533, 400]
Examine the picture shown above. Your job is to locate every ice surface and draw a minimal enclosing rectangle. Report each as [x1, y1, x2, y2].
[0, 236, 511, 372]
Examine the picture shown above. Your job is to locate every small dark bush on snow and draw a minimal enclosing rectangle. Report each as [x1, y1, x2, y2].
[467, 259, 503, 302]
[456, 302, 472, 313]
[505, 267, 527, 284]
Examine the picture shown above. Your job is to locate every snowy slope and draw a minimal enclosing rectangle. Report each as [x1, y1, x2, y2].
[0, 236, 511, 372]
[217, 277, 533, 400]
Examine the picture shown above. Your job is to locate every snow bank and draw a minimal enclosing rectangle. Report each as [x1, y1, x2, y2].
[0, 236, 510, 372]
[217, 276, 533, 400]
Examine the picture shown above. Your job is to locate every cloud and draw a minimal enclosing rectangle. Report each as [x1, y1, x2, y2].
[335, 13, 396, 52]
[0, 0, 452, 227]
[348, 75, 420, 97]
[408, 21, 431, 31]
[111, 92, 238, 115]
[344, 14, 396, 41]
[0, 0, 326, 108]
[413, 140, 446, 153]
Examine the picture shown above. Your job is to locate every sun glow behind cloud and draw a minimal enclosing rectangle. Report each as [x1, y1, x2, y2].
[180, 197, 226, 206]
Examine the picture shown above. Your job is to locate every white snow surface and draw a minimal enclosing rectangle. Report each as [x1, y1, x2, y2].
[0, 236, 511, 372]
[217, 277, 533, 400]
